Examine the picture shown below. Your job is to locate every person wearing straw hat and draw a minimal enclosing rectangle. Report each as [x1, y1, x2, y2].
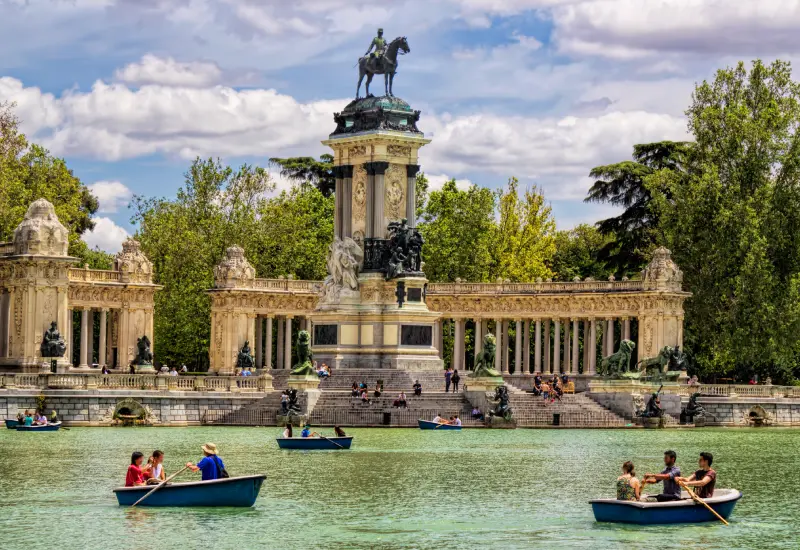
[186, 443, 227, 481]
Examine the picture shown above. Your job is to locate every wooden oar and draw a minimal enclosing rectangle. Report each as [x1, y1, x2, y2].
[131, 465, 190, 507]
[315, 433, 345, 449]
[678, 480, 728, 525]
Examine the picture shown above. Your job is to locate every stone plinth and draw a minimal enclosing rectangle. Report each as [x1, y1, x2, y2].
[465, 376, 505, 392]
[287, 374, 321, 391]
[485, 416, 517, 429]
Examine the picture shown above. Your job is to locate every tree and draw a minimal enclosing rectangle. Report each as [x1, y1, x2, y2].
[585, 141, 692, 275]
[492, 178, 556, 281]
[0, 102, 99, 255]
[269, 154, 335, 196]
[549, 224, 611, 281]
[418, 179, 496, 282]
[653, 59, 800, 382]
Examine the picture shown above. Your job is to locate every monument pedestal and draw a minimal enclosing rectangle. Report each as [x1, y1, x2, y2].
[287, 374, 321, 391]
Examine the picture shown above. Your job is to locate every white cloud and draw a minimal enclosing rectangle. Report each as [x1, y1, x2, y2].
[552, 0, 800, 59]
[114, 54, 222, 88]
[88, 180, 133, 213]
[426, 174, 474, 191]
[83, 216, 130, 253]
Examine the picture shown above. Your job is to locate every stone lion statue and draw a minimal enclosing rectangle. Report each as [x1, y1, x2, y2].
[136, 335, 153, 365]
[473, 333, 501, 378]
[322, 237, 363, 302]
[290, 330, 315, 376]
[639, 346, 686, 379]
[598, 339, 635, 376]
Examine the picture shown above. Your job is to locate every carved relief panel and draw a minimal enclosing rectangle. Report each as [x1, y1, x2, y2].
[384, 163, 405, 222]
[352, 164, 367, 246]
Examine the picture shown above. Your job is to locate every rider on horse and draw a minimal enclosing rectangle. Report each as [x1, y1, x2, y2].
[364, 28, 387, 61]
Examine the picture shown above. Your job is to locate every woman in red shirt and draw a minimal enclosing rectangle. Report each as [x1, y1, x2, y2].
[125, 451, 152, 487]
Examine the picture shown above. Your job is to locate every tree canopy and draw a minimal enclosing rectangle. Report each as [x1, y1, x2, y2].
[269, 154, 335, 197]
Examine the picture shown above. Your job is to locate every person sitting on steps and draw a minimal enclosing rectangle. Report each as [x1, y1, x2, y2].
[413, 380, 422, 396]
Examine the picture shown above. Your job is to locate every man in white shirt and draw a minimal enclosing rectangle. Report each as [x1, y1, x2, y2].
[453, 415, 462, 427]
[169, 368, 178, 377]
[433, 414, 443, 424]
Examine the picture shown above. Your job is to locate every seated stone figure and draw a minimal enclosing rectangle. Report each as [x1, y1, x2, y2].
[236, 340, 255, 371]
[40, 321, 67, 358]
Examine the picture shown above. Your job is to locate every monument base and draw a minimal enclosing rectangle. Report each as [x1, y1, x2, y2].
[287, 374, 321, 391]
[136, 364, 156, 373]
[485, 416, 517, 429]
[465, 376, 505, 392]
[277, 414, 309, 427]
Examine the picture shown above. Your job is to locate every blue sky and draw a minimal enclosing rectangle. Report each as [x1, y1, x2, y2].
[2, 0, 798, 252]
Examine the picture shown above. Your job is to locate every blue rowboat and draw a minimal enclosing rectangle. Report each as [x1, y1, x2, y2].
[591, 489, 742, 524]
[5, 419, 20, 429]
[114, 474, 265, 507]
[276, 437, 353, 450]
[418, 419, 461, 430]
[16, 422, 61, 432]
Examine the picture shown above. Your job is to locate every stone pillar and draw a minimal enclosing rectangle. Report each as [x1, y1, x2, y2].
[473, 318, 482, 362]
[534, 319, 542, 373]
[435, 319, 443, 358]
[606, 318, 614, 356]
[588, 319, 598, 375]
[522, 319, 530, 374]
[553, 318, 561, 373]
[502, 320, 510, 374]
[583, 320, 590, 373]
[98, 309, 108, 368]
[407, 164, 420, 226]
[264, 316, 273, 369]
[0, 290, 7, 357]
[514, 319, 522, 375]
[366, 161, 389, 238]
[563, 319, 570, 373]
[623, 317, 631, 341]
[572, 319, 579, 373]
[284, 317, 293, 369]
[451, 319, 460, 370]
[494, 319, 502, 372]
[342, 165, 353, 238]
[543, 319, 551, 373]
[79, 308, 89, 368]
[334, 168, 343, 239]
[107, 310, 114, 368]
[276, 316, 284, 368]
[87, 309, 95, 367]
[255, 316, 263, 368]
[66, 308, 73, 365]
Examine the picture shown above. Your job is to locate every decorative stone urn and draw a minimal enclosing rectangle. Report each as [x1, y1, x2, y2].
[642, 247, 683, 291]
[13, 198, 69, 257]
[213, 245, 255, 289]
[114, 238, 153, 283]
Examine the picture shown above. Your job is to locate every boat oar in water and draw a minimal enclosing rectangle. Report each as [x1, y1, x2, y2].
[316, 433, 345, 449]
[678, 479, 729, 525]
[132, 465, 191, 507]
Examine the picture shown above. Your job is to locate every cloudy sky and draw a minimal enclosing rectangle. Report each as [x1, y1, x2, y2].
[1, 0, 798, 252]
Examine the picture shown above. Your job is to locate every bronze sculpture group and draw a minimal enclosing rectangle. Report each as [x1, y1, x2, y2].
[385, 218, 424, 280]
[357, 30, 410, 98]
[236, 340, 255, 371]
[40, 321, 67, 358]
[135, 335, 153, 366]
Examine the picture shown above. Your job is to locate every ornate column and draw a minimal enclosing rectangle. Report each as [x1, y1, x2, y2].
[623, 317, 631, 341]
[407, 164, 419, 225]
[255, 316, 263, 368]
[563, 319, 570, 373]
[87, 309, 95, 367]
[333, 166, 343, 239]
[0, 290, 7, 358]
[473, 318, 482, 363]
[284, 316, 293, 369]
[342, 165, 353, 238]
[107, 310, 114, 367]
[514, 319, 522, 375]
[502, 319, 510, 374]
[523, 321, 529, 373]
[583, 320, 590, 372]
[571, 318, 580, 373]
[435, 318, 443, 358]
[276, 316, 284, 368]
[79, 307, 89, 368]
[494, 319, 502, 372]
[534, 319, 542, 373]
[552, 318, 561, 374]
[366, 161, 389, 238]
[451, 318, 460, 370]
[588, 318, 598, 375]
[264, 316, 273, 369]
[543, 318, 551, 373]
[606, 318, 614, 356]
[98, 309, 108, 368]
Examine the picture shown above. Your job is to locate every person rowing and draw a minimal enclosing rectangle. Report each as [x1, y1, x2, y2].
[643, 450, 682, 501]
[678, 452, 716, 498]
[432, 413, 448, 425]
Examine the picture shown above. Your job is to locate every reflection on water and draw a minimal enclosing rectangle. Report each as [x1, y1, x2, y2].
[1, 427, 799, 549]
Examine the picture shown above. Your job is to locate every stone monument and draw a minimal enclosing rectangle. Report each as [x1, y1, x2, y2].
[311, 31, 441, 371]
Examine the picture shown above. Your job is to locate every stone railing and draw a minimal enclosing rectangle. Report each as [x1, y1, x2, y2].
[1, 373, 272, 393]
[251, 278, 318, 292]
[674, 384, 798, 398]
[68, 268, 122, 283]
[427, 280, 644, 295]
[0, 242, 13, 256]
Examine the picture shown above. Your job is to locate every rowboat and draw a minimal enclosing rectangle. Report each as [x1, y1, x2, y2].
[113, 474, 266, 507]
[5, 419, 20, 429]
[590, 489, 742, 524]
[16, 422, 62, 432]
[276, 436, 353, 450]
[418, 419, 461, 430]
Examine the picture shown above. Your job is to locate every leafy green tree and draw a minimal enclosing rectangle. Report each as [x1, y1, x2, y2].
[652, 59, 800, 382]
[549, 224, 611, 281]
[0, 101, 99, 255]
[492, 177, 556, 281]
[414, 172, 429, 222]
[418, 179, 496, 282]
[269, 154, 335, 196]
[585, 141, 692, 275]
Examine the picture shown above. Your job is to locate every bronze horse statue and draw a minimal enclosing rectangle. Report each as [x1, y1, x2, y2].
[356, 36, 410, 98]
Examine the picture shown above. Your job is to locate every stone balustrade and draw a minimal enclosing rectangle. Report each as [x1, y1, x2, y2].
[68, 267, 122, 283]
[1, 373, 272, 393]
[0, 242, 13, 256]
[251, 278, 318, 292]
[427, 279, 644, 295]
[671, 384, 798, 398]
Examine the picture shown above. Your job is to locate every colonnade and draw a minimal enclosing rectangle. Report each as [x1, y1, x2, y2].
[68, 307, 115, 369]
[252, 315, 311, 369]
[435, 316, 634, 375]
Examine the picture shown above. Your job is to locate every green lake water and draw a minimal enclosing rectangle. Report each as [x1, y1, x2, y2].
[1, 427, 798, 550]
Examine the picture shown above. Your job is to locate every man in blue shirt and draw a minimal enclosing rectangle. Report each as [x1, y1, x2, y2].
[186, 443, 225, 481]
[301, 425, 311, 438]
[644, 450, 682, 501]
